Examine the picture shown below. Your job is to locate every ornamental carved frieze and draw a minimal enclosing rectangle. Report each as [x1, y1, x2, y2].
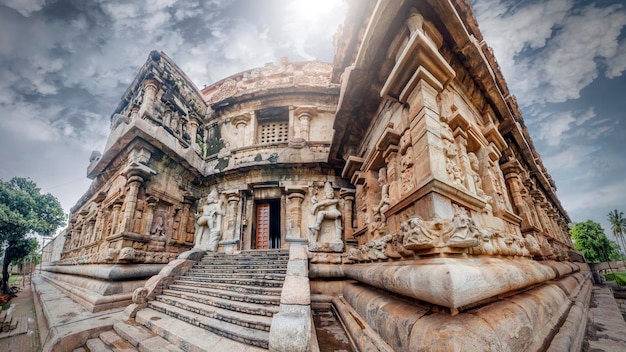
[347, 204, 532, 263]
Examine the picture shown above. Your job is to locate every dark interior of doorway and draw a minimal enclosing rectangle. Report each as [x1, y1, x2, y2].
[255, 199, 281, 249]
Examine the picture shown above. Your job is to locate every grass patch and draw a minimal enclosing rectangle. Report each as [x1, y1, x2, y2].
[8, 275, 23, 285]
[604, 271, 626, 286]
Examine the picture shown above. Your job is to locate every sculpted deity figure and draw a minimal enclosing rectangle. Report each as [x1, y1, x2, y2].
[309, 182, 342, 243]
[375, 168, 391, 223]
[468, 152, 487, 198]
[194, 189, 223, 252]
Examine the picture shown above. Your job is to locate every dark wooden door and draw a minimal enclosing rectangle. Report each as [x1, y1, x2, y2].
[255, 203, 271, 249]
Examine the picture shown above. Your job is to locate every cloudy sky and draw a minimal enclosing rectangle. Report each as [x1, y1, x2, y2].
[0, 0, 624, 241]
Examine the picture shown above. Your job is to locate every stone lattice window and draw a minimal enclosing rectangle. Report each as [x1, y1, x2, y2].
[256, 106, 289, 144]
[258, 122, 289, 143]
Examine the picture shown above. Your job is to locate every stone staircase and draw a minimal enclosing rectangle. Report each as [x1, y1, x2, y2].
[135, 249, 289, 351]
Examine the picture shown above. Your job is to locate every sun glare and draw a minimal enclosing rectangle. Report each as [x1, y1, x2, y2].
[288, 0, 344, 21]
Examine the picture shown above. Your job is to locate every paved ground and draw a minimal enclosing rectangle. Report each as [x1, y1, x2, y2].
[1, 279, 40, 352]
[585, 285, 626, 351]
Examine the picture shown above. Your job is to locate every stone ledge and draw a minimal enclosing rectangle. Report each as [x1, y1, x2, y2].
[32, 275, 125, 352]
[41, 264, 165, 281]
[342, 257, 575, 311]
[342, 271, 592, 351]
[40, 271, 144, 312]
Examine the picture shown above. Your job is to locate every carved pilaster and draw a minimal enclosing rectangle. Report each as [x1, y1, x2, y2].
[110, 202, 123, 237]
[286, 188, 307, 243]
[120, 175, 143, 233]
[143, 197, 157, 236]
[294, 107, 317, 141]
[223, 190, 241, 247]
[340, 188, 356, 241]
[139, 78, 158, 119]
[189, 118, 199, 145]
[177, 195, 195, 244]
[232, 114, 251, 148]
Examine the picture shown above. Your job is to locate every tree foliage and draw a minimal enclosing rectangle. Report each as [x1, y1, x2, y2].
[607, 209, 626, 257]
[0, 177, 65, 293]
[570, 220, 621, 263]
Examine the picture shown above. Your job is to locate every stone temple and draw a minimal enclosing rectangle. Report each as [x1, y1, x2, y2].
[37, 1, 592, 351]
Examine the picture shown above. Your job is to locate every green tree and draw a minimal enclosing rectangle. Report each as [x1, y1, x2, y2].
[570, 220, 621, 263]
[607, 209, 626, 263]
[0, 177, 65, 293]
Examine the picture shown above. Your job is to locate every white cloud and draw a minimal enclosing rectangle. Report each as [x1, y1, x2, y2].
[280, 0, 347, 60]
[0, 0, 45, 17]
[475, 0, 626, 105]
[606, 39, 626, 78]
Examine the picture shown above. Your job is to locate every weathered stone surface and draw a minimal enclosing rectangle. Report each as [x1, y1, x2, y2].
[268, 305, 312, 352]
[342, 257, 560, 310]
[342, 283, 427, 351]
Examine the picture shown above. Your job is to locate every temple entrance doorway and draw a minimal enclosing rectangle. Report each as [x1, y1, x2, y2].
[254, 199, 281, 249]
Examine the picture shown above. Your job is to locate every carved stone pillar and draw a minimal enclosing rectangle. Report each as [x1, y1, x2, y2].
[86, 218, 96, 244]
[531, 191, 550, 237]
[383, 146, 400, 204]
[454, 129, 473, 192]
[110, 202, 123, 236]
[189, 118, 199, 145]
[286, 188, 307, 244]
[139, 78, 158, 119]
[219, 190, 241, 253]
[232, 114, 251, 148]
[177, 196, 194, 244]
[143, 197, 157, 236]
[94, 208, 105, 242]
[294, 107, 316, 141]
[120, 175, 143, 233]
[340, 188, 356, 241]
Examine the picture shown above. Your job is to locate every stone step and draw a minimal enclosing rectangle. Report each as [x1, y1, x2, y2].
[86, 338, 113, 352]
[113, 320, 183, 352]
[193, 263, 288, 269]
[202, 252, 288, 260]
[99, 330, 138, 352]
[154, 295, 273, 331]
[147, 301, 269, 348]
[179, 275, 285, 287]
[136, 308, 266, 352]
[171, 280, 283, 296]
[162, 289, 280, 317]
[188, 268, 287, 275]
[184, 271, 286, 280]
[168, 284, 280, 306]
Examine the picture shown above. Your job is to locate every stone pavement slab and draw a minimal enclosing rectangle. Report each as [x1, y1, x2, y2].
[32, 274, 126, 352]
[0, 281, 41, 352]
[586, 285, 626, 351]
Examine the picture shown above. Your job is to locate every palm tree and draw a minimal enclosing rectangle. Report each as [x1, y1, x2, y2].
[607, 209, 626, 267]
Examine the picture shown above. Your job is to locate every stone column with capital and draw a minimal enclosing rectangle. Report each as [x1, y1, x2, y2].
[177, 196, 195, 245]
[232, 114, 251, 148]
[138, 78, 159, 119]
[294, 107, 316, 142]
[220, 190, 241, 253]
[188, 118, 199, 145]
[286, 188, 307, 244]
[110, 202, 123, 236]
[340, 188, 356, 241]
[119, 175, 143, 233]
[143, 197, 157, 236]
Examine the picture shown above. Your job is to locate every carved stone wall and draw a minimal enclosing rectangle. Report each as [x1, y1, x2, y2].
[61, 144, 199, 265]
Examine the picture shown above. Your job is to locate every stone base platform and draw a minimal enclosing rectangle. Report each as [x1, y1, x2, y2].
[41, 264, 165, 312]
[32, 274, 126, 352]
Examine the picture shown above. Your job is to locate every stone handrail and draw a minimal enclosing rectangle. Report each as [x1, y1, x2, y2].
[269, 244, 318, 352]
[123, 248, 205, 319]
